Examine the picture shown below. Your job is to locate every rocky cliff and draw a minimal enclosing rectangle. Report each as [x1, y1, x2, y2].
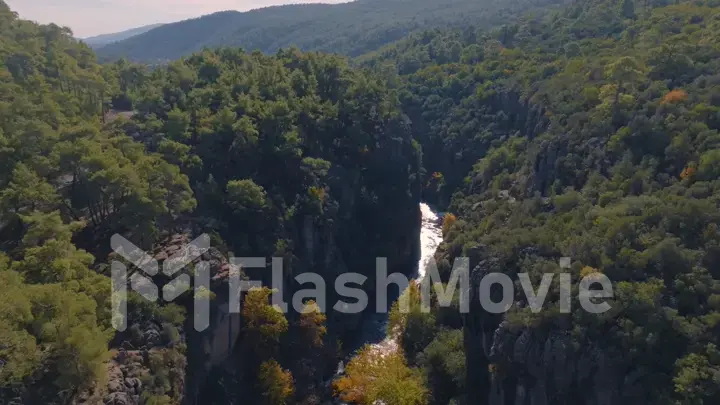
[463, 255, 654, 405]
[73, 234, 241, 405]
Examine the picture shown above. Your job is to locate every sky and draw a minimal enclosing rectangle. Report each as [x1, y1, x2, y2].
[6, 0, 350, 38]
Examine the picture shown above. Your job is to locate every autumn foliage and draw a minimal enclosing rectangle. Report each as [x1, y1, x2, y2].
[333, 345, 428, 405]
[680, 165, 696, 180]
[242, 287, 289, 344]
[259, 359, 295, 405]
[387, 282, 423, 339]
[661, 89, 688, 104]
[426, 172, 445, 189]
[299, 300, 327, 347]
[442, 213, 458, 235]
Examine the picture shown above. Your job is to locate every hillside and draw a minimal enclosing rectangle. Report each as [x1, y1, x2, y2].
[0, 0, 421, 403]
[343, 0, 720, 403]
[5, 0, 720, 403]
[95, 0, 569, 63]
[0, 1, 191, 403]
[83, 23, 165, 48]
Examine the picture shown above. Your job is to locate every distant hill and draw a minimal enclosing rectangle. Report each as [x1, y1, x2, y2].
[96, 0, 568, 62]
[83, 23, 165, 48]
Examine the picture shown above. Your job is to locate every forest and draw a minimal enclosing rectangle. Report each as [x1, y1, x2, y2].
[94, 0, 569, 63]
[0, 1, 420, 403]
[358, 0, 720, 403]
[2, 0, 720, 403]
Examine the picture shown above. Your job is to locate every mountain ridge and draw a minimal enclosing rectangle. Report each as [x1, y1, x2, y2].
[95, 0, 569, 62]
[82, 23, 165, 48]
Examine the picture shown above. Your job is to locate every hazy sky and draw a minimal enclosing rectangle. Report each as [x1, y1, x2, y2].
[6, 0, 349, 38]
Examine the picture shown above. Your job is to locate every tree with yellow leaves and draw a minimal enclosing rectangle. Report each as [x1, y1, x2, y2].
[241, 287, 289, 360]
[333, 345, 428, 405]
[442, 213, 457, 236]
[259, 359, 295, 405]
[298, 300, 327, 348]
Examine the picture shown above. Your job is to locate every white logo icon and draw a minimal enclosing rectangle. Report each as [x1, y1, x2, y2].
[111, 234, 211, 331]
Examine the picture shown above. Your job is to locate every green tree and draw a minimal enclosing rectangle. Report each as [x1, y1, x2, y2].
[298, 300, 327, 348]
[620, 0, 636, 19]
[242, 287, 289, 348]
[0, 163, 58, 216]
[461, 44, 484, 64]
[674, 345, 720, 405]
[226, 179, 268, 214]
[417, 330, 466, 405]
[604, 56, 645, 108]
[164, 108, 191, 141]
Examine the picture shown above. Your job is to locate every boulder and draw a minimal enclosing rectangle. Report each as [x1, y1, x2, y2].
[107, 379, 123, 393]
[104, 392, 135, 405]
[144, 326, 161, 347]
[124, 377, 142, 394]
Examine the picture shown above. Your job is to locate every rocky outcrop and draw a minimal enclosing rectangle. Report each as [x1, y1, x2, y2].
[74, 345, 185, 405]
[280, 161, 422, 348]
[72, 234, 240, 405]
[100, 350, 156, 405]
[146, 234, 242, 404]
[464, 257, 651, 405]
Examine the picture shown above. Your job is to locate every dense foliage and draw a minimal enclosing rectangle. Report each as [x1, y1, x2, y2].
[94, 0, 569, 63]
[0, 2, 196, 402]
[357, 0, 720, 403]
[333, 344, 428, 405]
[0, 1, 420, 403]
[6, 0, 720, 403]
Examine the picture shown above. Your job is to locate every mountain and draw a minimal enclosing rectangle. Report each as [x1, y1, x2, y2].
[95, 0, 569, 62]
[83, 23, 164, 48]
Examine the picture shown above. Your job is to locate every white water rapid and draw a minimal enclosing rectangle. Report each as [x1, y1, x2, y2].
[332, 203, 445, 403]
[417, 202, 444, 281]
[365, 202, 444, 355]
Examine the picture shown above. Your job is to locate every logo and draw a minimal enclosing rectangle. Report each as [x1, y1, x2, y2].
[111, 234, 211, 331]
[109, 234, 614, 333]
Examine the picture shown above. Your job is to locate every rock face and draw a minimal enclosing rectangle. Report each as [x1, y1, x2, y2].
[144, 234, 243, 404]
[303, 163, 421, 348]
[71, 234, 238, 405]
[464, 258, 649, 405]
[74, 345, 185, 405]
[101, 352, 145, 405]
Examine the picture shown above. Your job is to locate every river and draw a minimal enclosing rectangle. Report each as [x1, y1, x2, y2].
[416, 202, 445, 281]
[338, 202, 444, 369]
[369, 202, 444, 355]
